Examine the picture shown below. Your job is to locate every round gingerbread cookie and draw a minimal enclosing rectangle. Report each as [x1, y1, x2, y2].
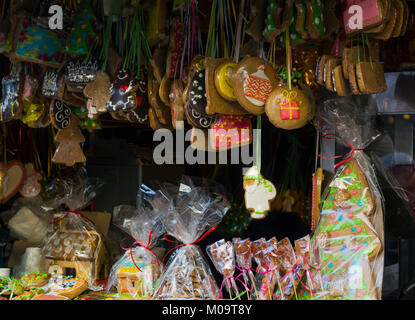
[49, 277, 88, 299]
[265, 86, 313, 130]
[214, 61, 237, 101]
[231, 57, 278, 115]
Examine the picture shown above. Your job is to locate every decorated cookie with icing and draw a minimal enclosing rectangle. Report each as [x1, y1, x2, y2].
[20, 272, 50, 288]
[232, 57, 278, 115]
[205, 58, 249, 115]
[311, 159, 381, 300]
[0, 160, 26, 203]
[265, 86, 313, 130]
[20, 163, 42, 198]
[214, 61, 237, 101]
[0, 73, 23, 122]
[106, 70, 139, 112]
[49, 277, 88, 299]
[243, 166, 277, 219]
[210, 114, 252, 150]
[22, 75, 39, 102]
[189, 68, 208, 115]
[50, 100, 72, 130]
[185, 102, 215, 130]
[42, 69, 64, 99]
[63, 59, 99, 91]
[83, 71, 111, 113]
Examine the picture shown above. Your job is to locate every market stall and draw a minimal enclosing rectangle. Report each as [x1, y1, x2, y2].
[0, 0, 414, 301]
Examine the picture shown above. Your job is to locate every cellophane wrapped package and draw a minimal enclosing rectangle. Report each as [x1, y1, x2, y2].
[40, 174, 109, 293]
[105, 204, 164, 298]
[305, 96, 385, 300]
[143, 176, 230, 300]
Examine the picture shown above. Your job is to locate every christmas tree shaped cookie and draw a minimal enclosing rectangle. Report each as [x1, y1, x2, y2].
[52, 115, 86, 167]
[311, 159, 381, 300]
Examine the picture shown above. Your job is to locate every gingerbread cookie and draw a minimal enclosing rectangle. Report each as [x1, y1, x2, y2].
[83, 70, 111, 113]
[316, 54, 329, 86]
[22, 75, 39, 102]
[263, 0, 285, 42]
[22, 102, 46, 127]
[19, 163, 42, 198]
[150, 46, 167, 84]
[41, 69, 64, 99]
[0, 73, 23, 122]
[185, 102, 215, 130]
[324, 57, 340, 92]
[149, 107, 163, 131]
[106, 70, 139, 112]
[312, 167, 323, 230]
[20, 272, 50, 288]
[0, 160, 25, 203]
[232, 57, 278, 115]
[214, 60, 237, 102]
[159, 75, 172, 106]
[189, 68, 208, 115]
[332, 65, 350, 97]
[50, 100, 72, 130]
[49, 277, 88, 299]
[63, 59, 99, 92]
[265, 86, 313, 130]
[169, 79, 185, 129]
[205, 58, 249, 115]
[347, 64, 360, 95]
[243, 166, 277, 219]
[246, 0, 267, 42]
[311, 159, 382, 300]
[210, 114, 252, 150]
[355, 62, 387, 94]
[52, 115, 86, 167]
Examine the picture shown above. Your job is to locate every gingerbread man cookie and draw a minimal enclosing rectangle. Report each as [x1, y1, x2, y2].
[106, 70, 139, 112]
[243, 166, 277, 219]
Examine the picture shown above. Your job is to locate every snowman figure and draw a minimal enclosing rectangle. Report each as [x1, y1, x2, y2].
[243, 166, 277, 219]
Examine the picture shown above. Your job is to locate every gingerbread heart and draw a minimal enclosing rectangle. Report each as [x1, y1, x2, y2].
[265, 86, 313, 130]
[210, 114, 252, 150]
[0, 160, 25, 203]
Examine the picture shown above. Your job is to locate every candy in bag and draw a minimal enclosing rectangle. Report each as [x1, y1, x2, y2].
[105, 204, 164, 298]
[145, 176, 230, 300]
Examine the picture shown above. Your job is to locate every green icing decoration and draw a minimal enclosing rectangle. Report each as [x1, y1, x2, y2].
[65, 4, 96, 55]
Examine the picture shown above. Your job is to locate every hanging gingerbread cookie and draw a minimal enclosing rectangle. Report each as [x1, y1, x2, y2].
[1, 73, 23, 122]
[169, 79, 185, 129]
[19, 163, 42, 198]
[265, 86, 313, 130]
[243, 166, 277, 219]
[83, 70, 111, 113]
[106, 70, 139, 112]
[41, 69, 64, 99]
[231, 57, 278, 115]
[50, 100, 72, 130]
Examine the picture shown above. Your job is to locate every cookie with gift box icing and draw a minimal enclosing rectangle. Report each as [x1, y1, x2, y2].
[243, 166, 277, 219]
[311, 159, 381, 300]
[265, 86, 313, 130]
[210, 114, 252, 150]
[232, 57, 278, 115]
[106, 70, 139, 112]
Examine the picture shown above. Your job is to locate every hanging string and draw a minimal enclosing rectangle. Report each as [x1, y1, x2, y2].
[256, 115, 262, 173]
[285, 30, 292, 90]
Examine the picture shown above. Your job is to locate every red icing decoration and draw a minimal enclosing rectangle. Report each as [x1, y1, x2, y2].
[280, 99, 300, 120]
[211, 114, 252, 149]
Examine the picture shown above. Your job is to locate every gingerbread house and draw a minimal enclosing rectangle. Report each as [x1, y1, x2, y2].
[115, 251, 160, 296]
[42, 214, 109, 284]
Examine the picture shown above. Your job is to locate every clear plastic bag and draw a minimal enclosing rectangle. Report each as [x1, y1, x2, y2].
[105, 205, 164, 298]
[40, 174, 109, 292]
[146, 176, 230, 300]
[309, 96, 385, 300]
